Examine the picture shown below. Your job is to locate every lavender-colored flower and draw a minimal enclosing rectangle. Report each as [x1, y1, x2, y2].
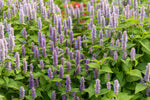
[72, 92, 76, 99]
[75, 50, 80, 65]
[23, 58, 27, 73]
[22, 45, 26, 56]
[89, 47, 92, 54]
[49, 40, 54, 52]
[68, 16, 72, 30]
[40, 60, 44, 69]
[94, 69, 99, 79]
[61, 57, 65, 65]
[101, 16, 105, 27]
[70, 30, 74, 43]
[113, 51, 118, 61]
[31, 42, 34, 51]
[140, 6, 145, 21]
[66, 61, 71, 72]
[35, 78, 39, 87]
[125, 4, 130, 19]
[122, 51, 127, 59]
[65, 47, 69, 57]
[116, 39, 120, 47]
[0, 40, 5, 63]
[97, 9, 101, 23]
[20, 86, 25, 99]
[38, 30, 43, 47]
[49, 24, 53, 38]
[107, 82, 111, 90]
[0, 23, 4, 39]
[99, 39, 103, 46]
[31, 87, 36, 99]
[99, 30, 103, 39]
[48, 68, 53, 79]
[76, 64, 81, 74]
[76, 7, 80, 24]
[0, 0, 4, 9]
[22, 28, 27, 39]
[76, 36, 81, 50]
[58, 18, 62, 35]
[59, 34, 64, 44]
[19, 8, 24, 23]
[64, 27, 68, 37]
[76, 97, 80, 100]
[80, 76, 85, 92]
[15, 52, 20, 69]
[106, 30, 111, 38]
[38, 17, 42, 30]
[62, 94, 66, 100]
[52, 91, 56, 100]
[66, 75, 71, 92]
[90, 6, 94, 17]
[144, 63, 150, 82]
[65, 39, 68, 47]
[122, 31, 128, 51]
[30, 63, 34, 72]
[69, 51, 73, 60]
[130, 47, 136, 61]
[53, 50, 58, 67]
[113, 79, 120, 95]
[111, 38, 114, 47]
[9, 34, 15, 52]
[95, 79, 100, 94]
[6, 57, 11, 70]
[34, 46, 39, 59]
[29, 72, 34, 89]
[59, 65, 64, 78]
[91, 25, 96, 44]
[53, 28, 57, 47]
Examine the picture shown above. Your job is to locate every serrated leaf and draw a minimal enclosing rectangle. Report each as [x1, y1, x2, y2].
[127, 69, 142, 78]
[101, 64, 113, 73]
[87, 63, 100, 69]
[135, 83, 147, 94]
[139, 40, 150, 55]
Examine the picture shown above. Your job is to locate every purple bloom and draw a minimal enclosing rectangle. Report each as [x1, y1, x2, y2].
[35, 78, 39, 87]
[130, 47, 136, 61]
[70, 51, 74, 60]
[58, 18, 62, 35]
[66, 61, 71, 72]
[90, 6, 94, 17]
[40, 60, 44, 69]
[95, 79, 100, 94]
[31, 42, 34, 51]
[22, 45, 25, 56]
[34, 46, 39, 59]
[53, 50, 58, 67]
[23, 58, 27, 73]
[61, 57, 65, 65]
[122, 31, 128, 51]
[83, 35, 87, 47]
[52, 91, 56, 100]
[22, 28, 27, 39]
[42, 47, 47, 57]
[20, 86, 25, 99]
[113, 51, 118, 61]
[31, 87, 36, 99]
[48, 68, 53, 79]
[59, 65, 64, 78]
[144, 63, 150, 82]
[113, 79, 120, 95]
[15, 52, 20, 69]
[49, 40, 54, 52]
[30, 63, 34, 72]
[76, 64, 81, 74]
[106, 82, 111, 90]
[65, 47, 69, 57]
[94, 69, 99, 79]
[59, 34, 64, 44]
[66, 75, 71, 92]
[91, 25, 96, 44]
[75, 50, 80, 65]
[29, 72, 34, 89]
[70, 30, 74, 43]
[38, 17, 42, 30]
[49, 24, 53, 39]
[62, 94, 66, 100]
[107, 72, 110, 81]
[68, 16, 72, 30]
[76, 36, 81, 50]
[80, 76, 85, 92]
[52, 28, 57, 47]
[116, 39, 120, 47]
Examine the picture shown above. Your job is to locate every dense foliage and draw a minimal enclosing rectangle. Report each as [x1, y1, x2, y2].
[0, 0, 150, 100]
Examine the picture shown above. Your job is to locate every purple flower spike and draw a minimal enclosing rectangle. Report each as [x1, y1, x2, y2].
[76, 64, 81, 74]
[94, 69, 99, 79]
[59, 65, 64, 78]
[59, 34, 64, 44]
[80, 76, 85, 92]
[65, 47, 69, 57]
[53, 50, 58, 67]
[49, 40, 54, 52]
[22, 27, 27, 39]
[122, 51, 127, 59]
[42, 47, 47, 57]
[66, 61, 71, 72]
[49, 24, 53, 38]
[113, 51, 118, 61]
[48, 68, 53, 79]
[95, 79, 100, 94]
[144, 63, 150, 82]
[31, 87, 36, 99]
[20, 86, 25, 99]
[76, 36, 81, 50]
[75, 50, 80, 65]
[22, 45, 25, 56]
[130, 47, 136, 61]
[29, 72, 34, 89]
[70, 51, 74, 60]
[66, 75, 71, 92]
[83, 35, 87, 47]
[61, 57, 65, 65]
[34, 46, 39, 59]
[86, 59, 90, 69]
[35, 78, 39, 87]
[52, 91, 56, 100]
[30, 63, 34, 72]
[23, 58, 27, 73]
[113, 79, 120, 95]
[62, 94, 66, 100]
[68, 16, 72, 30]
[52, 28, 57, 47]
[91, 25, 96, 44]
[70, 30, 74, 43]
[107, 82, 111, 90]
[40, 60, 44, 69]
[31, 42, 35, 51]
[38, 17, 42, 30]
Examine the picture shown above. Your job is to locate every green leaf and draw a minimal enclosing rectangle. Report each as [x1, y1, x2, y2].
[139, 39, 150, 55]
[101, 64, 113, 73]
[127, 69, 142, 78]
[0, 79, 5, 85]
[15, 74, 25, 80]
[87, 63, 100, 69]
[52, 78, 62, 82]
[84, 85, 95, 98]
[100, 89, 110, 95]
[135, 83, 147, 94]
[117, 93, 133, 100]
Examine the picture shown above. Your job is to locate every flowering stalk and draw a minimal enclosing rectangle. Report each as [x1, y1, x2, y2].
[20, 86, 25, 99]
[80, 76, 85, 92]
[95, 79, 100, 94]
[113, 79, 120, 95]
[48, 68, 53, 79]
[23, 58, 27, 73]
[31, 87, 36, 99]
[66, 75, 71, 92]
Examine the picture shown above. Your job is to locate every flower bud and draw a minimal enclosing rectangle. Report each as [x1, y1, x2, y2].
[48, 68, 53, 79]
